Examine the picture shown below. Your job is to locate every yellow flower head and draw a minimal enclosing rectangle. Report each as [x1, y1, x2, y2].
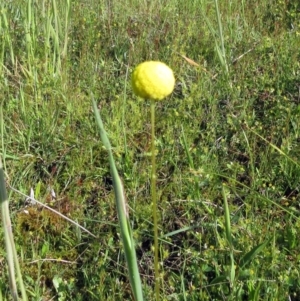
[132, 61, 175, 101]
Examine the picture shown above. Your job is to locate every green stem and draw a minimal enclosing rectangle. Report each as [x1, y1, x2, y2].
[0, 107, 27, 301]
[150, 100, 159, 300]
[214, 0, 228, 74]
[0, 159, 17, 300]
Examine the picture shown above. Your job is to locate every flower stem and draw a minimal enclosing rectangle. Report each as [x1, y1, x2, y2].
[150, 100, 159, 300]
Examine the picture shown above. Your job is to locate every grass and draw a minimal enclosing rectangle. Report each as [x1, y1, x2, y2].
[0, 0, 300, 300]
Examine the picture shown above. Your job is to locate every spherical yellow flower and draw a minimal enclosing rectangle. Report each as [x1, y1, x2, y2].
[132, 61, 175, 101]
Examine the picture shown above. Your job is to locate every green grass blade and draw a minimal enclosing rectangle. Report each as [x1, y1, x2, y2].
[222, 184, 235, 285]
[0, 158, 17, 300]
[214, 0, 228, 74]
[91, 95, 144, 301]
[0, 105, 28, 300]
[181, 125, 194, 169]
[210, 275, 228, 285]
[222, 184, 232, 246]
[239, 240, 269, 269]
[1, 159, 27, 301]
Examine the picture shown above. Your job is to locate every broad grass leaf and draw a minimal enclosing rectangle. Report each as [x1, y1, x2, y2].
[239, 240, 269, 269]
[210, 275, 228, 285]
